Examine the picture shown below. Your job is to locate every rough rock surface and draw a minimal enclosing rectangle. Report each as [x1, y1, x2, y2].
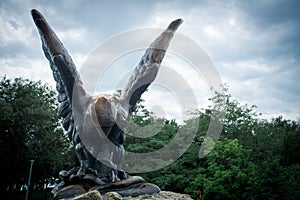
[126, 191, 193, 200]
[62, 190, 193, 200]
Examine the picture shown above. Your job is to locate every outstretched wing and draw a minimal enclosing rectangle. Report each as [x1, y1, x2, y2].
[31, 9, 89, 143]
[120, 19, 183, 113]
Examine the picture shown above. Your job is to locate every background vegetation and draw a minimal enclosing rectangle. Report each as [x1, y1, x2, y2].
[0, 77, 76, 199]
[0, 77, 299, 199]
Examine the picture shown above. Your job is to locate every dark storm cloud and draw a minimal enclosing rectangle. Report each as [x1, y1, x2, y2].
[235, 0, 300, 59]
[0, 0, 299, 121]
[237, 0, 300, 26]
[1, 0, 159, 58]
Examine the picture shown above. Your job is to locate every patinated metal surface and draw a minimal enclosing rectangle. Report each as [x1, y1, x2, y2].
[31, 9, 182, 199]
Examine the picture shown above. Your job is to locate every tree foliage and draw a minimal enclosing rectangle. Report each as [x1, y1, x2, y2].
[1, 77, 299, 199]
[125, 87, 300, 200]
[0, 77, 76, 194]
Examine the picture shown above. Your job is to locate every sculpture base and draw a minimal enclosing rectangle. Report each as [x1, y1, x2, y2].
[55, 190, 193, 200]
[52, 176, 160, 199]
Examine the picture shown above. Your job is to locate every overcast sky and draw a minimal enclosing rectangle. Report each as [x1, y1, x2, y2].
[0, 0, 299, 123]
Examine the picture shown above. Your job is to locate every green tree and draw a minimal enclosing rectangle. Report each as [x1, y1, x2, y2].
[186, 138, 258, 199]
[0, 77, 76, 195]
[133, 87, 300, 199]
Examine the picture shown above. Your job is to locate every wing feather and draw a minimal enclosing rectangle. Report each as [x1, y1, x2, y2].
[31, 9, 89, 142]
[121, 19, 183, 113]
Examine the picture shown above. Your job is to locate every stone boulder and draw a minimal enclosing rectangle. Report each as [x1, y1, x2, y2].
[61, 190, 193, 200]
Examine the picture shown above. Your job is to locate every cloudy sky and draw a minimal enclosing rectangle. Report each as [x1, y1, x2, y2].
[0, 0, 299, 123]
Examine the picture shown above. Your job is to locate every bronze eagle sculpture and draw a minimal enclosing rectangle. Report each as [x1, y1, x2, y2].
[31, 9, 182, 199]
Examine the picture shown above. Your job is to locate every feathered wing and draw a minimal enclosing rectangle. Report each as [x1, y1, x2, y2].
[31, 9, 89, 143]
[120, 19, 183, 114]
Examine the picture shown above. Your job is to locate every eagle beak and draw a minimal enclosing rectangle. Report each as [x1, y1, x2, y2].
[94, 96, 115, 135]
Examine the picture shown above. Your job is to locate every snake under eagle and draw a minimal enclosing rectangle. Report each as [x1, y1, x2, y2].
[31, 9, 182, 198]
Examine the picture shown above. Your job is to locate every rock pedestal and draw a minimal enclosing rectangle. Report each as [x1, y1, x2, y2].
[60, 190, 193, 200]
